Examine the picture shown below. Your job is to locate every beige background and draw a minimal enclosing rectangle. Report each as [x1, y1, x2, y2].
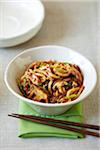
[0, 0, 99, 150]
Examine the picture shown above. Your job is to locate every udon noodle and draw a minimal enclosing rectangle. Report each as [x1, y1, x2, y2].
[17, 60, 84, 103]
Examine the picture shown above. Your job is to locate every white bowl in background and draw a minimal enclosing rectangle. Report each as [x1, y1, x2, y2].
[4, 45, 97, 115]
[0, 0, 45, 47]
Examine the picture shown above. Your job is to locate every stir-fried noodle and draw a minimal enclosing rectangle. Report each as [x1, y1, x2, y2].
[17, 60, 84, 103]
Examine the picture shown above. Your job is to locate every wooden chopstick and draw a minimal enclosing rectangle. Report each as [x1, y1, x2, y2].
[12, 113, 100, 130]
[8, 114, 100, 137]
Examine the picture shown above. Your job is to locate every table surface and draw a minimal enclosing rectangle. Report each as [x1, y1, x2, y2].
[0, 0, 100, 150]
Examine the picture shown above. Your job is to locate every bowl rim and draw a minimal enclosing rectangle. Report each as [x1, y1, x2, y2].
[4, 45, 97, 107]
[0, 0, 45, 40]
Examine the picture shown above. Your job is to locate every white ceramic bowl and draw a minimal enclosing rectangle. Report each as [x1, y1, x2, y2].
[4, 45, 97, 115]
[0, 0, 45, 47]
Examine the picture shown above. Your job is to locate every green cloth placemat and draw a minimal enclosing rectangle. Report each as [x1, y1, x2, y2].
[18, 101, 84, 138]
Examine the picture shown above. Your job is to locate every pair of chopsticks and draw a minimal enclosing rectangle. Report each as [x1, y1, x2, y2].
[8, 113, 100, 137]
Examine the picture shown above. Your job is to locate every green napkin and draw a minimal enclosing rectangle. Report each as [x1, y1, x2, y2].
[18, 101, 84, 138]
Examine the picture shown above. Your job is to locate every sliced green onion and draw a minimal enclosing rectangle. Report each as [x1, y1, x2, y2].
[65, 82, 72, 88]
[64, 62, 69, 64]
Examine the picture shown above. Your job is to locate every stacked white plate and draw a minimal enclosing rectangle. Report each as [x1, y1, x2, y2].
[0, 0, 45, 47]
